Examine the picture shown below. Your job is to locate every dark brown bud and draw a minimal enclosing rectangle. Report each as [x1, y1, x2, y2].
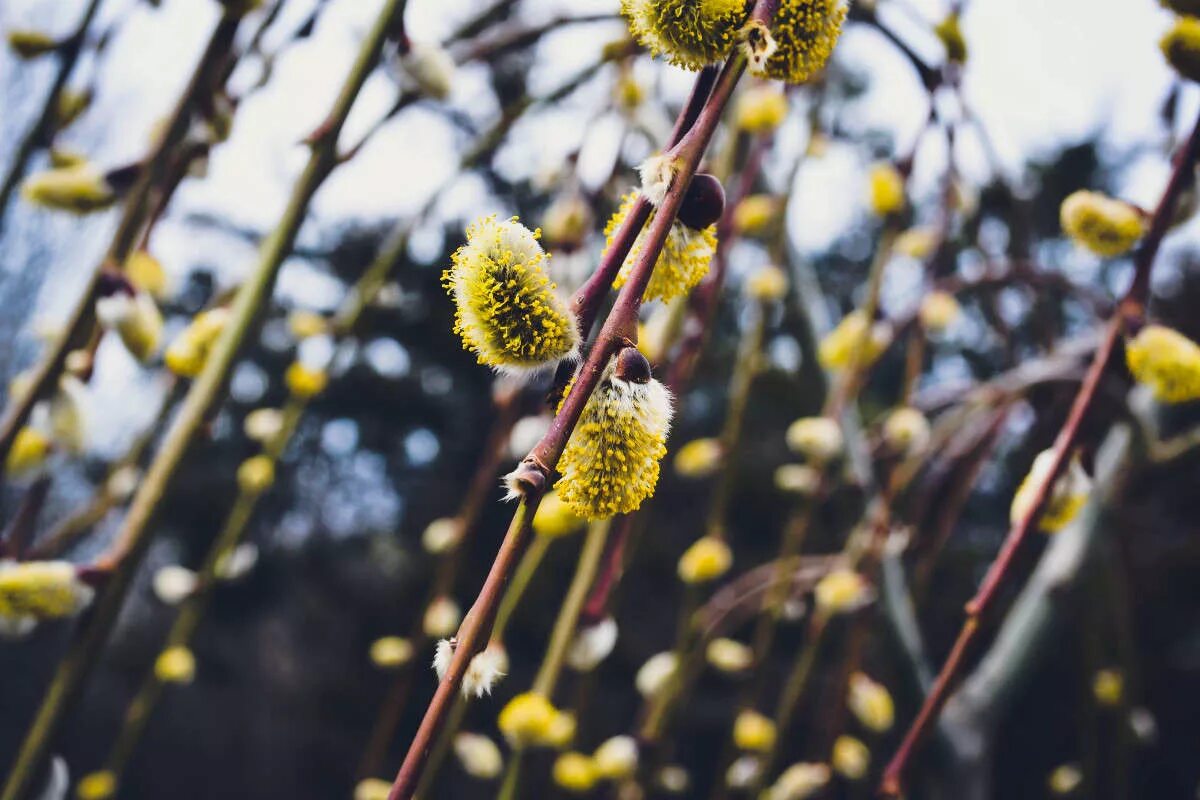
[614, 346, 652, 384]
[677, 173, 725, 230]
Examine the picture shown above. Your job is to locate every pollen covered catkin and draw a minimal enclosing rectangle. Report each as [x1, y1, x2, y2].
[445, 215, 579, 374]
[555, 348, 673, 520]
[760, 0, 847, 84]
[621, 0, 749, 70]
[607, 193, 717, 303]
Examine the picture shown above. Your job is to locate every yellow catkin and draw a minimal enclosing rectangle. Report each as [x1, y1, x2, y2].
[498, 692, 557, 747]
[554, 357, 673, 520]
[1009, 450, 1092, 533]
[285, 362, 328, 398]
[733, 710, 777, 752]
[818, 310, 891, 371]
[6, 427, 51, 476]
[732, 194, 779, 235]
[621, 0, 748, 70]
[75, 771, 117, 800]
[237, 455, 276, 494]
[165, 308, 229, 378]
[674, 437, 723, 478]
[678, 536, 733, 583]
[1162, 15, 1200, 83]
[735, 85, 789, 132]
[532, 491, 586, 538]
[831, 735, 870, 780]
[444, 215, 578, 373]
[606, 193, 718, 303]
[1059, 190, 1146, 257]
[848, 671, 894, 732]
[867, 162, 905, 216]
[553, 752, 599, 793]
[760, 0, 846, 84]
[0, 561, 91, 622]
[125, 250, 168, 298]
[154, 645, 196, 684]
[1125, 324, 1200, 403]
[8, 30, 58, 59]
[21, 164, 114, 213]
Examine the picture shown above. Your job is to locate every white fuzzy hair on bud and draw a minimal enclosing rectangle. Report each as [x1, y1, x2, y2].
[463, 642, 508, 698]
[638, 153, 678, 208]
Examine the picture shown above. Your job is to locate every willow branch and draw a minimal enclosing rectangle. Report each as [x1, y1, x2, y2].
[880, 107, 1200, 797]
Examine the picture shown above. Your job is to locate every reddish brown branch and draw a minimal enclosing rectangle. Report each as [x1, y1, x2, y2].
[879, 107, 1200, 797]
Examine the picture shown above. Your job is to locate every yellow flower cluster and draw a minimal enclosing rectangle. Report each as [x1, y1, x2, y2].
[1059, 190, 1146, 257]
[237, 455, 276, 494]
[732, 194, 779, 235]
[867, 162, 905, 216]
[21, 164, 115, 213]
[678, 536, 733, 583]
[733, 710, 776, 752]
[760, 0, 847, 84]
[734, 85, 789, 132]
[621, 0, 748, 70]
[0, 560, 93, 625]
[848, 671, 894, 732]
[154, 645, 196, 684]
[285, 362, 328, 398]
[555, 353, 673, 520]
[1125, 324, 1200, 403]
[445, 215, 579, 374]
[532, 491, 586, 538]
[607, 193, 718, 303]
[498, 693, 575, 749]
[165, 308, 230, 378]
[818, 310, 891, 371]
[674, 437, 723, 478]
[553, 752, 598, 793]
[1009, 450, 1092, 534]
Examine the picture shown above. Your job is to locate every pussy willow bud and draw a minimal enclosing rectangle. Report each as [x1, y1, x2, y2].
[746, 264, 788, 301]
[7, 30, 58, 59]
[369, 636, 413, 669]
[607, 193, 718, 303]
[1092, 667, 1124, 706]
[422, 517, 462, 554]
[152, 565, 198, 605]
[285, 362, 328, 398]
[733, 194, 780, 236]
[1125, 324, 1200, 403]
[1059, 190, 1146, 257]
[554, 349, 673, 520]
[895, 225, 940, 259]
[759, 0, 847, 84]
[287, 309, 328, 340]
[498, 692, 557, 747]
[462, 642, 507, 698]
[75, 772, 117, 800]
[848, 671, 894, 732]
[733, 710, 776, 752]
[423, 595, 461, 638]
[453, 732, 504, 779]
[814, 568, 872, 615]
[818, 310, 892, 371]
[919, 290, 961, 332]
[566, 616, 618, 671]
[765, 762, 830, 800]
[735, 85, 789, 132]
[532, 491, 585, 538]
[165, 308, 229, 377]
[635, 651, 679, 698]
[400, 41, 456, 100]
[1048, 764, 1083, 795]
[553, 752, 598, 793]
[125, 250, 168, 298]
[444, 215, 579, 374]
[352, 779, 390, 800]
[638, 153, 678, 208]
[831, 736, 870, 780]
[1010, 450, 1092, 533]
[678, 536, 733, 583]
[6, 427, 51, 477]
[882, 407, 931, 456]
[620, 0, 748, 70]
[785, 416, 843, 463]
[1162, 16, 1200, 83]
[21, 163, 115, 213]
[707, 638, 754, 673]
[674, 437, 722, 478]
[0, 561, 93, 630]
[657, 765, 691, 794]
[55, 89, 92, 130]
[96, 290, 163, 363]
[154, 645, 196, 684]
[867, 161, 906, 216]
[593, 736, 638, 780]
